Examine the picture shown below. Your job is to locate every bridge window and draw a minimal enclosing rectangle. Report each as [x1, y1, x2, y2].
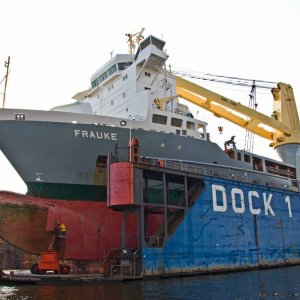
[187, 121, 195, 130]
[252, 157, 263, 171]
[152, 114, 167, 125]
[244, 154, 251, 163]
[139, 36, 165, 51]
[118, 62, 132, 70]
[107, 64, 117, 76]
[227, 151, 235, 159]
[197, 124, 204, 133]
[91, 77, 100, 88]
[171, 117, 183, 128]
[265, 160, 296, 179]
[99, 72, 108, 83]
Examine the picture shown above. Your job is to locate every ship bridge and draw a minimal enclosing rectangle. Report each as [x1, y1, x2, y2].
[90, 54, 134, 89]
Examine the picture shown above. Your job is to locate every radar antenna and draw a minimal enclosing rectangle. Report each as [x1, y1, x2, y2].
[125, 28, 145, 54]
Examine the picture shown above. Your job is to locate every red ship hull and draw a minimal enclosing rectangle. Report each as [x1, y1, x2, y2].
[0, 191, 138, 260]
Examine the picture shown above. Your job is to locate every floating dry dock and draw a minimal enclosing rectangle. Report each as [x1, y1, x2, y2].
[107, 152, 300, 276]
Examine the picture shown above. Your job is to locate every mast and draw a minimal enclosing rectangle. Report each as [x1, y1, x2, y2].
[125, 28, 145, 54]
[2, 56, 10, 109]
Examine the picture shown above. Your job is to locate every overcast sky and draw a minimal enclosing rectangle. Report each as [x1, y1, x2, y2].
[1, 0, 300, 193]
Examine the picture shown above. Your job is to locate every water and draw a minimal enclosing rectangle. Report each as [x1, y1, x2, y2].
[1, 266, 300, 299]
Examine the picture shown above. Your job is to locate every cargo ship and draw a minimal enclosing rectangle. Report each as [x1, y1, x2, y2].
[0, 30, 300, 276]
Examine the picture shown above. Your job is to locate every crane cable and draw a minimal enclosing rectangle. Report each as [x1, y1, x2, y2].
[173, 69, 277, 153]
[172, 69, 277, 90]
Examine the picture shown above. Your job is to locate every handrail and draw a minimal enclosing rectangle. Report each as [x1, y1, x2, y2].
[110, 264, 132, 278]
[162, 160, 299, 192]
[103, 248, 139, 278]
[110, 154, 300, 192]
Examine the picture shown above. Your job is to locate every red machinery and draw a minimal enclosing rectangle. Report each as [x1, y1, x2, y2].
[30, 251, 70, 275]
[30, 224, 70, 275]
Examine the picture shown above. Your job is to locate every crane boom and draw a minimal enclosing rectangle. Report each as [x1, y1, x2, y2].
[175, 76, 300, 149]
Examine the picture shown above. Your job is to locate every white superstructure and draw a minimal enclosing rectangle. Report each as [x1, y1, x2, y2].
[52, 35, 207, 140]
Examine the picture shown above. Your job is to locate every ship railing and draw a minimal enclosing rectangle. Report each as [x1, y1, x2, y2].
[110, 263, 132, 278]
[164, 161, 250, 182]
[103, 249, 121, 277]
[164, 161, 206, 175]
[163, 160, 299, 192]
[103, 248, 140, 278]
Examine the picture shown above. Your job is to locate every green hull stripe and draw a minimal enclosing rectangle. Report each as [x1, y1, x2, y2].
[26, 182, 107, 201]
[26, 183, 184, 204]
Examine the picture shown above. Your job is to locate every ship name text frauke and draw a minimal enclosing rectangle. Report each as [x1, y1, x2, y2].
[74, 129, 117, 140]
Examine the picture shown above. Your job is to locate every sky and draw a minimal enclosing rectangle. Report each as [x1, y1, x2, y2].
[0, 0, 300, 193]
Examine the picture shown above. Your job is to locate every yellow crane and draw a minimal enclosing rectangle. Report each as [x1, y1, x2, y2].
[175, 76, 300, 150]
[154, 96, 178, 111]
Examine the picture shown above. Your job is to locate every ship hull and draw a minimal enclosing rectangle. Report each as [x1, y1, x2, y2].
[0, 191, 139, 260]
[0, 110, 235, 201]
[0, 109, 293, 201]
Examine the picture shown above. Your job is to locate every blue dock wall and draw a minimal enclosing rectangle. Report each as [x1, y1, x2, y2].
[142, 177, 300, 275]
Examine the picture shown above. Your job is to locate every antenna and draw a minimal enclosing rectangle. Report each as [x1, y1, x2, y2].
[2, 56, 10, 109]
[125, 28, 145, 54]
[110, 49, 114, 59]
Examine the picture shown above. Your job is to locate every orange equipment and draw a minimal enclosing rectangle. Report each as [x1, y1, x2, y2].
[30, 251, 70, 275]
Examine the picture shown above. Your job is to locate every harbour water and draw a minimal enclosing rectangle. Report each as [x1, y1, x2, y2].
[1, 266, 300, 299]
